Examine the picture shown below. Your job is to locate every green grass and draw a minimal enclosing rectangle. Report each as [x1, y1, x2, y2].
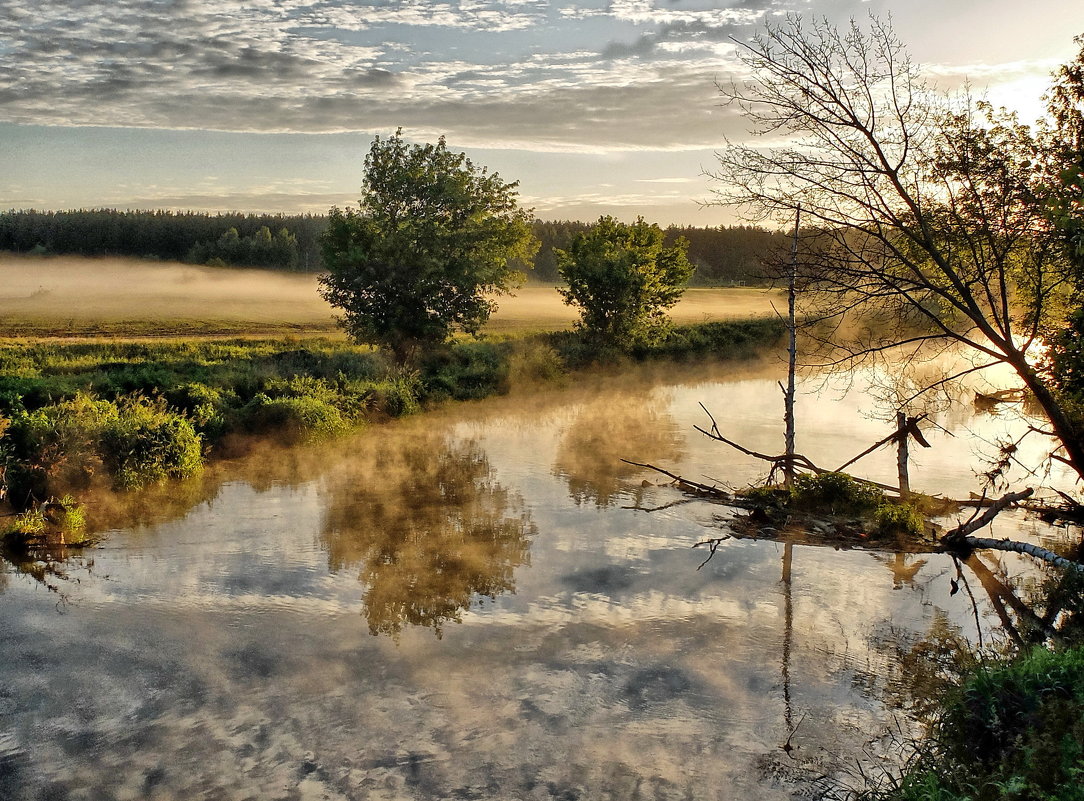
[867, 645, 1084, 801]
[0, 320, 783, 506]
[1, 495, 89, 548]
[739, 471, 930, 538]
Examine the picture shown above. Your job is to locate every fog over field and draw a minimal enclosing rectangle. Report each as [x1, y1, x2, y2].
[0, 256, 334, 332]
[0, 255, 780, 336]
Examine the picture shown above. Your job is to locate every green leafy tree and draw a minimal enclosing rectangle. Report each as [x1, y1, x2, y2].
[1043, 36, 1084, 403]
[710, 16, 1084, 483]
[319, 130, 537, 363]
[556, 216, 693, 346]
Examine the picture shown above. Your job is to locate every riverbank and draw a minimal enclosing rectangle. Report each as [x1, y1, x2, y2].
[0, 318, 784, 516]
[860, 637, 1084, 801]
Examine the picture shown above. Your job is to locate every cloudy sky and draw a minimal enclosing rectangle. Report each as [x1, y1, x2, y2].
[1, 0, 1082, 225]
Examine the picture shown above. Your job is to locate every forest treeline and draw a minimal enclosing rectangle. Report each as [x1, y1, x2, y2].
[0, 209, 786, 285]
[0, 209, 327, 271]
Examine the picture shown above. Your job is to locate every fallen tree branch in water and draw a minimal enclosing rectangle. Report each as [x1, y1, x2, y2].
[692, 535, 731, 569]
[628, 462, 1084, 572]
[958, 537, 1084, 573]
[622, 498, 698, 513]
[941, 488, 1034, 543]
[937, 487, 1084, 571]
[694, 403, 907, 495]
[620, 460, 731, 499]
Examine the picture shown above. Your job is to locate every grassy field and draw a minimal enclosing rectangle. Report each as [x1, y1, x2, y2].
[0, 253, 787, 515]
[0, 254, 782, 338]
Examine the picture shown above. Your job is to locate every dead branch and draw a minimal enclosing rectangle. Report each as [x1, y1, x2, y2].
[622, 498, 698, 513]
[693, 535, 732, 569]
[834, 414, 931, 474]
[959, 536, 1084, 573]
[941, 488, 1034, 542]
[693, 423, 823, 473]
[620, 460, 731, 499]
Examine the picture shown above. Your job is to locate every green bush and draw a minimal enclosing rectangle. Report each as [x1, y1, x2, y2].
[241, 394, 350, 443]
[1, 506, 46, 539]
[547, 332, 628, 368]
[89, 361, 193, 397]
[420, 342, 511, 401]
[741, 484, 794, 508]
[262, 375, 342, 403]
[100, 398, 204, 490]
[356, 373, 421, 418]
[1, 391, 202, 497]
[547, 318, 785, 367]
[1, 495, 88, 548]
[507, 341, 567, 386]
[165, 382, 238, 439]
[633, 318, 786, 360]
[2, 393, 121, 501]
[792, 471, 883, 515]
[876, 502, 927, 536]
[883, 647, 1084, 801]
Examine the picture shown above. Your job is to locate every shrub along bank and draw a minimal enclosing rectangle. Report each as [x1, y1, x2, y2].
[855, 569, 1084, 801]
[0, 318, 784, 513]
[864, 643, 1084, 801]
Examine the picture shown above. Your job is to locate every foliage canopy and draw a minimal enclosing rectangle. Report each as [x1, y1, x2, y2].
[1043, 36, 1084, 402]
[319, 130, 537, 362]
[556, 216, 693, 346]
[710, 15, 1084, 482]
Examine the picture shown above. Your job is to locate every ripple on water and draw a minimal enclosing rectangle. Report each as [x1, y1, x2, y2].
[0, 363, 1071, 800]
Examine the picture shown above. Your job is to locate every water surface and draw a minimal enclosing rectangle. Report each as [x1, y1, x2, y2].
[0, 360, 1074, 800]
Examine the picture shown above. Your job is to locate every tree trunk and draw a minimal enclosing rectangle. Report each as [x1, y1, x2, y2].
[896, 412, 910, 500]
[1011, 355, 1084, 483]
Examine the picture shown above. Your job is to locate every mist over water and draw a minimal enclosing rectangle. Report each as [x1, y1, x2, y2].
[0, 359, 1075, 800]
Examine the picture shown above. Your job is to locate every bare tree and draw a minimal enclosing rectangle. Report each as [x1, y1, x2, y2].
[708, 15, 1084, 482]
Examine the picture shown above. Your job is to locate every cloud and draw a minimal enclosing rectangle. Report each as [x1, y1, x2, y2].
[296, 0, 548, 33]
[0, 0, 1073, 156]
[119, 191, 360, 214]
[0, 0, 771, 151]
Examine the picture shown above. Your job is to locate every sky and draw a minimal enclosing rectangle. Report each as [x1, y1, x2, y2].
[1, 0, 1082, 226]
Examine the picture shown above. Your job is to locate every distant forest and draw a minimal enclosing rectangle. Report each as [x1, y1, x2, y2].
[0, 209, 787, 285]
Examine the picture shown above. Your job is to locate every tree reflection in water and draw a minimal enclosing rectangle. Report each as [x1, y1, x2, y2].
[0, 539, 98, 606]
[552, 393, 683, 507]
[320, 432, 534, 637]
[877, 553, 1084, 723]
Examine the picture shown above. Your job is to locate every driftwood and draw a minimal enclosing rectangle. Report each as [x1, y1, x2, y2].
[958, 537, 1084, 573]
[940, 489, 1035, 542]
[620, 460, 731, 499]
[936, 489, 1084, 572]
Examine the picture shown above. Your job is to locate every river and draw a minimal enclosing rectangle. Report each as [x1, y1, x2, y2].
[0, 359, 1077, 800]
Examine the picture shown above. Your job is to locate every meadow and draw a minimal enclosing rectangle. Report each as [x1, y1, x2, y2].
[0, 253, 786, 512]
[0, 254, 782, 338]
